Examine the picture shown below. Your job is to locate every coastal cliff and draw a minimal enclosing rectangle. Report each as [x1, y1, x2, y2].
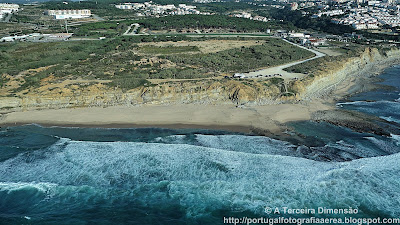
[0, 79, 282, 110]
[291, 47, 400, 100]
[0, 47, 399, 111]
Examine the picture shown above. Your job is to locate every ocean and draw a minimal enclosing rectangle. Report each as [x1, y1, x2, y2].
[0, 66, 400, 224]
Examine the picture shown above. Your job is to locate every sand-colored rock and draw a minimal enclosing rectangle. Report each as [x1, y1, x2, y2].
[292, 47, 400, 100]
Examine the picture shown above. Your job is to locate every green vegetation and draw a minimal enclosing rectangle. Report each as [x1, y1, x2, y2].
[73, 21, 124, 37]
[0, 41, 110, 76]
[138, 45, 200, 54]
[9, 14, 31, 23]
[0, 35, 316, 92]
[360, 31, 400, 42]
[284, 45, 364, 74]
[108, 77, 150, 90]
[269, 77, 284, 85]
[193, 2, 260, 13]
[0, 36, 205, 90]
[138, 15, 271, 32]
[167, 38, 315, 73]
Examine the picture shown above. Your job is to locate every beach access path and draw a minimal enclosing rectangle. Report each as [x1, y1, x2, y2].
[123, 23, 141, 36]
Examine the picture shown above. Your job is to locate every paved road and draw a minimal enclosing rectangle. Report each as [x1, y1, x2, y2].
[123, 23, 141, 36]
[0, 13, 12, 23]
[243, 38, 326, 80]
[92, 14, 105, 21]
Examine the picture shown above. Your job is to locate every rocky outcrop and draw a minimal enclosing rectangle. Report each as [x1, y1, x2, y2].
[312, 109, 400, 136]
[0, 79, 282, 111]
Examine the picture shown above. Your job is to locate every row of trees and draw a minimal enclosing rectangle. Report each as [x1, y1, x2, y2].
[138, 15, 270, 32]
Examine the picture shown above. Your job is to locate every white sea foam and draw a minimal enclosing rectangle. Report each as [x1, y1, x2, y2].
[153, 135, 188, 144]
[380, 116, 400, 124]
[336, 101, 370, 106]
[0, 139, 400, 218]
[0, 181, 58, 193]
[337, 100, 400, 108]
[194, 134, 297, 156]
[390, 134, 400, 146]
[363, 136, 399, 154]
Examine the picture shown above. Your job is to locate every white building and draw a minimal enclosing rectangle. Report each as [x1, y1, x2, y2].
[291, 2, 298, 10]
[115, 3, 147, 9]
[115, 4, 133, 9]
[0, 3, 19, 13]
[178, 4, 196, 9]
[45, 9, 91, 20]
[0, 3, 19, 18]
[352, 23, 368, 29]
[289, 32, 306, 38]
[233, 73, 246, 78]
[234, 12, 252, 18]
[115, 2, 204, 16]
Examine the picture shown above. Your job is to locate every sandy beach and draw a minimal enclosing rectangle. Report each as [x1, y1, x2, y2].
[0, 102, 331, 133]
[1, 47, 398, 134]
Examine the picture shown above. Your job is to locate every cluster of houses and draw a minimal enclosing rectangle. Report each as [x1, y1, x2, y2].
[313, 9, 345, 17]
[310, 0, 400, 30]
[332, 12, 380, 29]
[1, 3, 91, 20]
[115, 2, 211, 16]
[231, 12, 270, 22]
[331, 6, 400, 29]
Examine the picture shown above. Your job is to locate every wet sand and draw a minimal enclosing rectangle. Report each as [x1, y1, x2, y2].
[0, 102, 331, 133]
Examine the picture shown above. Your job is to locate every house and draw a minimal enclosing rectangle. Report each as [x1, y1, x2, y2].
[47, 33, 73, 41]
[0, 3, 19, 19]
[0, 3, 19, 14]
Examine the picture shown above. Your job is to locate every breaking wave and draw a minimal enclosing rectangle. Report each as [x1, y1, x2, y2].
[1, 137, 400, 224]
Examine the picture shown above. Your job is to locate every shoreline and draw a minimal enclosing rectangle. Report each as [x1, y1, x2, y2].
[1, 48, 399, 136]
[1, 122, 254, 134]
[0, 103, 331, 134]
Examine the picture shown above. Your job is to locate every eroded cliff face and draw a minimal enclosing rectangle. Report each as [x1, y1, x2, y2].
[0, 79, 283, 111]
[291, 47, 400, 100]
[0, 47, 399, 111]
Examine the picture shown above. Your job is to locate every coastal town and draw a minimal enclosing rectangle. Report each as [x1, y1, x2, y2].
[1, 0, 400, 44]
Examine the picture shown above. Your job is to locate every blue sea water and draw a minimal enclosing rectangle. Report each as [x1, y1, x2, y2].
[1, 66, 400, 224]
[337, 65, 400, 125]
